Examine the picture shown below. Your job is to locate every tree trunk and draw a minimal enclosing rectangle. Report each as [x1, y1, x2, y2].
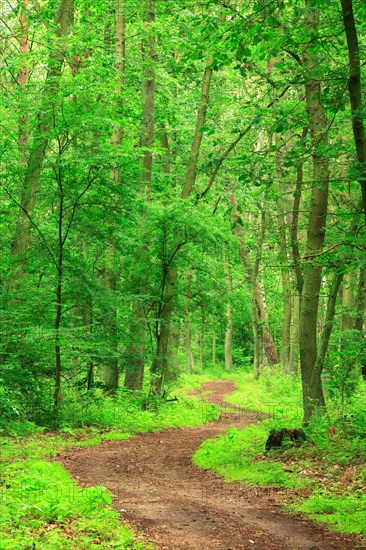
[185, 318, 195, 374]
[181, 56, 213, 199]
[224, 255, 233, 370]
[167, 322, 180, 380]
[276, 189, 292, 372]
[340, 0, 366, 221]
[18, 0, 29, 167]
[341, 272, 356, 332]
[140, 0, 155, 187]
[150, 57, 213, 391]
[288, 292, 300, 374]
[102, 0, 126, 391]
[212, 329, 216, 367]
[125, 0, 156, 389]
[299, 2, 330, 424]
[124, 307, 145, 390]
[229, 194, 279, 373]
[10, 0, 74, 279]
[355, 269, 366, 379]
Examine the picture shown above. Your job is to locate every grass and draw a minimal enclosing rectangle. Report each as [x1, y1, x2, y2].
[0, 386, 218, 549]
[0, 459, 148, 549]
[190, 366, 366, 537]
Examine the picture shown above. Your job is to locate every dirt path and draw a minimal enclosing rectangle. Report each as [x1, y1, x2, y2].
[58, 381, 364, 549]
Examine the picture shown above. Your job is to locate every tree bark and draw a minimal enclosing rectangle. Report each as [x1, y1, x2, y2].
[224, 256, 233, 370]
[185, 317, 195, 374]
[299, 2, 330, 423]
[181, 56, 213, 199]
[125, 0, 156, 390]
[140, 0, 155, 187]
[102, 0, 126, 391]
[229, 194, 279, 374]
[18, 0, 29, 167]
[150, 56, 214, 392]
[276, 194, 292, 372]
[124, 306, 145, 390]
[10, 0, 74, 277]
[340, 0, 366, 221]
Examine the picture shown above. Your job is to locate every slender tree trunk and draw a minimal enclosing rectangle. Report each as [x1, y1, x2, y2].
[299, 2, 330, 423]
[229, 194, 279, 373]
[124, 307, 145, 390]
[182, 56, 213, 199]
[212, 328, 216, 367]
[185, 318, 195, 374]
[125, 0, 156, 390]
[355, 269, 366, 379]
[341, 272, 356, 332]
[340, 0, 366, 221]
[276, 188, 292, 372]
[150, 56, 214, 391]
[140, 0, 155, 187]
[224, 255, 233, 370]
[102, 0, 126, 391]
[10, 0, 73, 280]
[18, 0, 29, 167]
[167, 322, 180, 379]
[289, 293, 300, 374]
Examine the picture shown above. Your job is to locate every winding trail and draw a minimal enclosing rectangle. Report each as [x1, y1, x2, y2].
[58, 381, 364, 549]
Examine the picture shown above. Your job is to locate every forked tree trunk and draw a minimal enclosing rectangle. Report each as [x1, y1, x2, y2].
[229, 194, 279, 375]
[150, 57, 213, 392]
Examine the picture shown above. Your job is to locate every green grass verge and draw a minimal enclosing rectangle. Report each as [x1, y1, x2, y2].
[192, 367, 366, 536]
[1, 388, 218, 549]
[0, 459, 149, 549]
[193, 424, 307, 488]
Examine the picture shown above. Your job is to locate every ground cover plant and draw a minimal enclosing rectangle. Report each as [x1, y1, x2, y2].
[0, 388, 217, 549]
[192, 367, 366, 536]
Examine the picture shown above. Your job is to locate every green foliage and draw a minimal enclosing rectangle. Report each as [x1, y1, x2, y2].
[224, 367, 303, 423]
[0, 459, 149, 549]
[293, 494, 366, 534]
[192, 368, 366, 535]
[194, 425, 306, 488]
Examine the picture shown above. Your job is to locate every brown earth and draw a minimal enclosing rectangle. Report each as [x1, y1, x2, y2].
[58, 380, 365, 549]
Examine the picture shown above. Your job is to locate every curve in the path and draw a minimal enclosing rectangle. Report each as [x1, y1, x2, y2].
[58, 380, 364, 550]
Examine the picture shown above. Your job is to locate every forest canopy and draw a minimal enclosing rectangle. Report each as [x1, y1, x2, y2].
[0, 0, 365, 428]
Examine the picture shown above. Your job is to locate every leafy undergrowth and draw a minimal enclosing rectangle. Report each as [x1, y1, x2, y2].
[0, 459, 151, 549]
[1, 389, 217, 549]
[192, 367, 366, 536]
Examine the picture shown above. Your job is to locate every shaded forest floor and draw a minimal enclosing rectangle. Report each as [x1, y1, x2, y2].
[58, 381, 364, 549]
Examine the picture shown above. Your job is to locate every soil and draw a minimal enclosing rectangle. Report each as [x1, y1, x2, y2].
[58, 380, 365, 549]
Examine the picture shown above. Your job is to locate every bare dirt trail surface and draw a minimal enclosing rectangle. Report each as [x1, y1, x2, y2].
[58, 381, 364, 549]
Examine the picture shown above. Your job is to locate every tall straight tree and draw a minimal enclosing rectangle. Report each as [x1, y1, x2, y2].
[340, 0, 366, 221]
[9, 0, 74, 284]
[102, 0, 126, 391]
[150, 56, 214, 393]
[124, 0, 156, 390]
[299, 0, 330, 423]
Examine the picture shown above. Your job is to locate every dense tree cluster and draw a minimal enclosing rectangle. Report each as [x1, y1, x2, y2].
[0, 0, 365, 424]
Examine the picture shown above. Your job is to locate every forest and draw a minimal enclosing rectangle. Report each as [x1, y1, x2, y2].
[0, 0, 365, 548]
